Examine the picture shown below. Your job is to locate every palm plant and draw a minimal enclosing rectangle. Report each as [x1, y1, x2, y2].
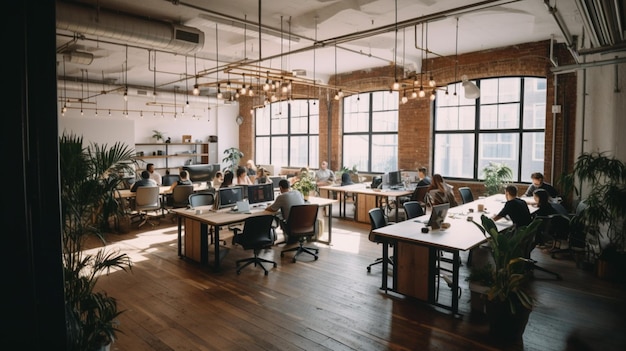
[60, 133, 134, 350]
[222, 147, 244, 173]
[482, 162, 513, 196]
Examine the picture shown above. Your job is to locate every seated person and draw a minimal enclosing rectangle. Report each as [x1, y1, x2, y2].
[265, 179, 305, 243]
[315, 161, 335, 186]
[168, 170, 192, 192]
[290, 167, 310, 185]
[233, 166, 253, 185]
[220, 171, 234, 188]
[255, 167, 272, 184]
[146, 163, 162, 186]
[416, 166, 432, 186]
[492, 185, 532, 228]
[131, 170, 157, 192]
[524, 172, 559, 199]
[425, 174, 458, 207]
[532, 189, 558, 218]
[212, 171, 224, 188]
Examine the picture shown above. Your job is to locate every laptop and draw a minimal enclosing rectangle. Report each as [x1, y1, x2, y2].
[234, 199, 251, 214]
[428, 203, 450, 230]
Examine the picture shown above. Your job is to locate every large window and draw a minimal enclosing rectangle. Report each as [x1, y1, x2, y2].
[434, 77, 546, 182]
[255, 99, 319, 170]
[343, 91, 398, 172]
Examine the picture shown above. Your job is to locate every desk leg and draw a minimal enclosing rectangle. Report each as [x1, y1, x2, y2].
[316, 204, 333, 245]
[177, 216, 183, 257]
[381, 242, 389, 292]
[212, 225, 220, 272]
[451, 251, 460, 315]
[200, 224, 208, 265]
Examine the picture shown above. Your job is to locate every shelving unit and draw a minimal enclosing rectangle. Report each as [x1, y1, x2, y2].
[134, 142, 210, 173]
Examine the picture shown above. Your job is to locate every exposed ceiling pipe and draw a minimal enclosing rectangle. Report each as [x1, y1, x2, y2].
[544, 0, 580, 64]
[56, 1, 204, 53]
[550, 56, 626, 74]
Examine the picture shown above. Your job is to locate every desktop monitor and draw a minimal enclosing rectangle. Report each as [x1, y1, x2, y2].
[247, 183, 275, 204]
[214, 186, 244, 210]
[428, 203, 450, 230]
[384, 170, 403, 189]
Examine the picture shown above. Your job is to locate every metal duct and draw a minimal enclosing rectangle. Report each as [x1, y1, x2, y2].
[56, 1, 204, 54]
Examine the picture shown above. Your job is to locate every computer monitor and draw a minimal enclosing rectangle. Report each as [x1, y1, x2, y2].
[384, 170, 403, 189]
[247, 183, 275, 204]
[428, 203, 450, 230]
[214, 186, 244, 210]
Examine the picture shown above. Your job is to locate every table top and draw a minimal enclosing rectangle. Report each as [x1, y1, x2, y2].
[319, 183, 412, 197]
[372, 194, 538, 251]
[117, 182, 211, 198]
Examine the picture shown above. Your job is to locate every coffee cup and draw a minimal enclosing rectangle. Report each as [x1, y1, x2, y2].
[477, 204, 485, 212]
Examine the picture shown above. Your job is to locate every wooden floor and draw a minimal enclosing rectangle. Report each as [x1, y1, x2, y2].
[92, 208, 626, 351]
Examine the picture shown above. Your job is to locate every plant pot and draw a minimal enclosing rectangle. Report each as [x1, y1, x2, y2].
[468, 281, 490, 314]
[485, 299, 531, 342]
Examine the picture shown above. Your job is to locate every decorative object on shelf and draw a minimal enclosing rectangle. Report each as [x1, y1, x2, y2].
[60, 132, 134, 350]
[182, 134, 192, 143]
[165, 137, 171, 143]
[292, 170, 317, 200]
[482, 162, 513, 196]
[222, 147, 244, 173]
[152, 129, 165, 143]
[467, 215, 541, 342]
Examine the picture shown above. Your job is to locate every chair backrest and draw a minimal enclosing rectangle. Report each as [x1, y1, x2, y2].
[188, 192, 214, 207]
[402, 201, 425, 220]
[162, 174, 181, 186]
[411, 185, 429, 203]
[550, 202, 569, 215]
[368, 207, 388, 243]
[284, 204, 319, 237]
[235, 215, 276, 249]
[171, 185, 194, 207]
[458, 187, 474, 204]
[135, 186, 160, 210]
[537, 213, 571, 241]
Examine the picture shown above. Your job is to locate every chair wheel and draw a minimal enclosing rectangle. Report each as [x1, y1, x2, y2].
[264, 271, 268, 276]
[292, 258, 296, 263]
[237, 271, 241, 275]
[367, 267, 371, 272]
[314, 256, 318, 260]
[273, 263, 277, 267]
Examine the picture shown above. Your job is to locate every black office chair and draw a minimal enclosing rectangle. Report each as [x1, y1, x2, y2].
[523, 217, 562, 279]
[458, 187, 474, 204]
[232, 215, 277, 275]
[367, 207, 393, 272]
[402, 201, 425, 220]
[162, 174, 181, 186]
[280, 204, 320, 262]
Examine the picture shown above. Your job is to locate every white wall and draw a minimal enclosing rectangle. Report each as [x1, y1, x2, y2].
[58, 89, 240, 170]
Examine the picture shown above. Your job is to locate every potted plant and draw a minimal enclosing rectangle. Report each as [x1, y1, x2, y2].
[558, 151, 626, 281]
[467, 215, 542, 342]
[222, 147, 244, 173]
[481, 162, 513, 196]
[60, 133, 134, 350]
[292, 170, 317, 200]
[152, 129, 165, 143]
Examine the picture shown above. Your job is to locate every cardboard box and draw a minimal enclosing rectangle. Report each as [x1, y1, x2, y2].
[182, 134, 192, 143]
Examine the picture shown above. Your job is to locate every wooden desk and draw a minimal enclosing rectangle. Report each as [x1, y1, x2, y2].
[117, 182, 211, 198]
[372, 194, 536, 314]
[172, 196, 337, 271]
[318, 184, 412, 223]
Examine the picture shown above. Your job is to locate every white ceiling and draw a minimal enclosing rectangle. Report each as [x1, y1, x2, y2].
[56, 0, 625, 100]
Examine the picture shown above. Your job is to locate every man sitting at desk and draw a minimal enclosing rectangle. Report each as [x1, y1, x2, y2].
[524, 172, 559, 199]
[492, 185, 532, 228]
[265, 179, 305, 243]
[131, 170, 157, 192]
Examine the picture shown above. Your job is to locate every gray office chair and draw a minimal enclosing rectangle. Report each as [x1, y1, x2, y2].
[134, 186, 161, 227]
[458, 187, 474, 204]
[232, 215, 277, 275]
[367, 207, 393, 272]
[280, 204, 320, 262]
[188, 192, 214, 208]
[169, 184, 194, 208]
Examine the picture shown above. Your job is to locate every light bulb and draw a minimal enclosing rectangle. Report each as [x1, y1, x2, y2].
[240, 86, 247, 95]
[429, 76, 436, 87]
[411, 90, 418, 99]
[430, 91, 436, 101]
[418, 87, 426, 98]
[263, 81, 270, 91]
[193, 84, 199, 96]
[401, 95, 408, 104]
[392, 80, 400, 90]
[338, 89, 344, 97]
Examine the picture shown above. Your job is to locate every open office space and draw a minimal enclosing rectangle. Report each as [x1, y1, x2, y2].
[11, 1, 626, 349]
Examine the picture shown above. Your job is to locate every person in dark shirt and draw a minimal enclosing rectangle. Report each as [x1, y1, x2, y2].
[524, 172, 558, 198]
[168, 170, 192, 192]
[493, 185, 532, 228]
[416, 166, 432, 186]
[532, 188, 558, 218]
[130, 170, 157, 192]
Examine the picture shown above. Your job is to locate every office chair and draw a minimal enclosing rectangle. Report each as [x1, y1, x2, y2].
[188, 192, 214, 208]
[367, 207, 393, 272]
[280, 204, 320, 262]
[458, 187, 475, 204]
[133, 186, 161, 227]
[549, 202, 589, 266]
[523, 217, 562, 280]
[169, 184, 194, 208]
[232, 215, 277, 275]
[402, 201, 425, 220]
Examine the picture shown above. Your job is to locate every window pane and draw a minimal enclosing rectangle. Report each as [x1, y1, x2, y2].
[272, 136, 288, 169]
[343, 135, 370, 172]
[523, 77, 546, 129]
[498, 77, 521, 103]
[372, 111, 398, 132]
[256, 107, 270, 135]
[372, 91, 398, 111]
[344, 111, 370, 132]
[480, 103, 519, 129]
[371, 134, 398, 172]
[436, 106, 475, 130]
[344, 93, 370, 113]
[271, 104, 288, 134]
[291, 115, 308, 133]
[309, 135, 319, 168]
[289, 136, 309, 167]
[433, 133, 475, 178]
[521, 132, 545, 182]
[256, 137, 271, 165]
[478, 133, 519, 178]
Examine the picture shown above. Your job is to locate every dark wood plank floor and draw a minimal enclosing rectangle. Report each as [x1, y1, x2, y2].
[92, 209, 626, 351]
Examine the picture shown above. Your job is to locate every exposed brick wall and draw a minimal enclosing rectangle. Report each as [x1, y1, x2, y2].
[238, 40, 577, 191]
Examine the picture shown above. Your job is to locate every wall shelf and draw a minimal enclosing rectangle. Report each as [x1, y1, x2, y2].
[133, 142, 211, 174]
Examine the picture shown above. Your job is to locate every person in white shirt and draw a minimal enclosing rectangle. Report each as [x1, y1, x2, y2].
[315, 161, 335, 186]
[147, 163, 162, 185]
[233, 166, 253, 185]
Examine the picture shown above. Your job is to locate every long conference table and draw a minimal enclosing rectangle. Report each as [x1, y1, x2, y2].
[318, 183, 413, 223]
[172, 196, 338, 272]
[371, 194, 537, 315]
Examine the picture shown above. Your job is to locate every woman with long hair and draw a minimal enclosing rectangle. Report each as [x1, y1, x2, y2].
[425, 174, 458, 207]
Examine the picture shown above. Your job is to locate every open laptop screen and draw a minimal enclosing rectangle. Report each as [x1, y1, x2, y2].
[428, 203, 450, 230]
[215, 186, 244, 209]
[247, 183, 275, 204]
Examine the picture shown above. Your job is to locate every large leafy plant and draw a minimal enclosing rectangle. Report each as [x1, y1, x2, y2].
[482, 162, 513, 196]
[468, 215, 541, 314]
[60, 133, 134, 350]
[222, 147, 244, 173]
[292, 170, 317, 197]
